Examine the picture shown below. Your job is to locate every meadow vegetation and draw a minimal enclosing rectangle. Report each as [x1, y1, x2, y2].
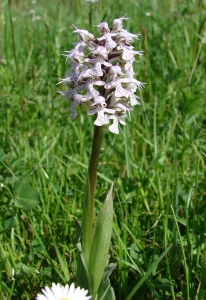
[0, 0, 206, 299]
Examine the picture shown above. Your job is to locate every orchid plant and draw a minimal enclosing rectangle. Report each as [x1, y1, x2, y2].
[57, 16, 144, 300]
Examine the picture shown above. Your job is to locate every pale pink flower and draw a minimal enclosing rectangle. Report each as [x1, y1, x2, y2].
[58, 16, 145, 134]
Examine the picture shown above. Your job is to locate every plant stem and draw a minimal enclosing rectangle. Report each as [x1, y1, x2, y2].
[82, 125, 103, 266]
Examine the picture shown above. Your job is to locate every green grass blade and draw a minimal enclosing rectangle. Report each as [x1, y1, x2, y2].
[125, 244, 173, 300]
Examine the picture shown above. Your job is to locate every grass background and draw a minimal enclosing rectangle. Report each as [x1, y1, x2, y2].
[0, 0, 206, 299]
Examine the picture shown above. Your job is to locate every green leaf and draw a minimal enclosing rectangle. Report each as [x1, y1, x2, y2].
[102, 263, 117, 280]
[14, 189, 40, 210]
[151, 278, 172, 291]
[176, 217, 187, 226]
[52, 239, 70, 282]
[76, 241, 91, 292]
[158, 155, 166, 164]
[13, 175, 40, 210]
[40, 267, 53, 280]
[16, 262, 36, 275]
[97, 263, 116, 300]
[130, 243, 141, 260]
[0, 217, 16, 234]
[98, 277, 116, 300]
[5, 258, 12, 278]
[13, 175, 32, 194]
[88, 184, 114, 299]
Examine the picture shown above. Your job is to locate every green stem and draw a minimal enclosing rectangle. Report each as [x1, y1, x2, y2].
[82, 125, 103, 265]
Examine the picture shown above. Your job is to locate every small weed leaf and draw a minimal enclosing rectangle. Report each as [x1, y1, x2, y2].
[0, 216, 16, 234]
[5, 258, 12, 278]
[16, 262, 36, 275]
[98, 277, 116, 300]
[13, 175, 33, 194]
[13, 175, 40, 210]
[151, 278, 171, 292]
[98, 264, 117, 300]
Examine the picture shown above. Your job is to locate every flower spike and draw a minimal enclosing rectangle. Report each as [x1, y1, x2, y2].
[58, 16, 145, 134]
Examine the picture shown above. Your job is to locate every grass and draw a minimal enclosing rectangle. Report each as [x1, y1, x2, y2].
[0, 0, 206, 299]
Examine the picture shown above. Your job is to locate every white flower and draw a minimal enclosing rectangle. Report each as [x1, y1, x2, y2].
[72, 26, 94, 43]
[96, 21, 110, 35]
[98, 33, 117, 51]
[108, 65, 123, 79]
[115, 29, 139, 43]
[36, 282, 91, 300]
[111, 15, 129, 32]
[84, 79, 105, 100]
[108, 113, 127, 134]
[65, 50, 86, 64]
[88, 96, 115, 126]
[85, 46, 112, 76]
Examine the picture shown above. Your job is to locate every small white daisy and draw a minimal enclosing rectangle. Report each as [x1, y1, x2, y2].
[36, 282, 91, 300]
